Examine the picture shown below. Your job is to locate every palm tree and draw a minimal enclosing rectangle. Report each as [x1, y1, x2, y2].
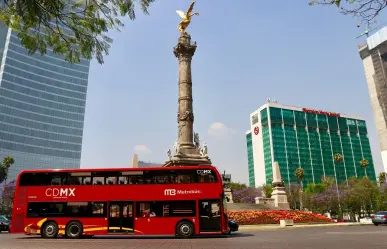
[0, 156, 14, 185]
[378, 172, 387, 185]
[360, 158, 369, 178]
[294, 168, 304, 210]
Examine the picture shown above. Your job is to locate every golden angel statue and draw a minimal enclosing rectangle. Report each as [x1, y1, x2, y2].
[176, 0, 199, 34]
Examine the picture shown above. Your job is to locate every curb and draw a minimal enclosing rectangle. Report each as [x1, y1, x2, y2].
[238, 222, 372, 230]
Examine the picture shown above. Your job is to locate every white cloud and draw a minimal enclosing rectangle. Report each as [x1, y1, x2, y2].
[208, 122, 235, 138]
[134, 145, 151, 154]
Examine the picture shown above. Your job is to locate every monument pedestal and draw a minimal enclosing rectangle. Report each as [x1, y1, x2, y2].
[164, 153, 211, 167]
[271, 184, 290, 210]
[224, 188, 233, 203]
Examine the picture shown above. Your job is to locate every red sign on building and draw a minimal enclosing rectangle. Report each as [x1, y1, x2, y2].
[302, 108, 340, 117]
[254, 126, 259, 135]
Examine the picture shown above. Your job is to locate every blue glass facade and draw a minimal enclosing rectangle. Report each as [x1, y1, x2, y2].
[0, 24, 90, 181]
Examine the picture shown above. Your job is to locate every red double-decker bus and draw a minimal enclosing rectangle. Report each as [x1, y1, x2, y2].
[11, 165, 229, 238]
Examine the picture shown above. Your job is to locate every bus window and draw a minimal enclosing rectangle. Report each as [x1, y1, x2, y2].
[66, 176, 81, 185]
[20, 173, 57, 186]
[118, 176, 127, 184]
[66, 202, 88, 217]
[91, 203, 106, 217]
[27, 202, 65, 217]
[169, 201, 196, 217]
[136, 203, 151, 217]
[106, 176, 117, 185]
[83, 177, 92, 185]
[27, 202, 106, 218]
[92, 176, 104, 185]
[51, 176, 62, 186]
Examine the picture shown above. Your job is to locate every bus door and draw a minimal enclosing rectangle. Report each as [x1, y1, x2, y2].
[108, 201, 134, 233]
[198, 200, 222, 232]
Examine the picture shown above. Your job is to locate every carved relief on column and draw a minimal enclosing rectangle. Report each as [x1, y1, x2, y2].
[173, 35, 197, 59]
[177, 110, 194, 123]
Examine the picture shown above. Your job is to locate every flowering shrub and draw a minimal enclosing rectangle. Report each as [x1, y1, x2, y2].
[232, 187, 262, 204]
[227, 210, 332, 225]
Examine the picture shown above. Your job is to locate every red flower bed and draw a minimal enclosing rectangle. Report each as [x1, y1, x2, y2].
[226, 210, 332, 225]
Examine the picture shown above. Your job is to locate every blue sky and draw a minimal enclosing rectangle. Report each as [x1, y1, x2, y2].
[80, 0, 387, 184]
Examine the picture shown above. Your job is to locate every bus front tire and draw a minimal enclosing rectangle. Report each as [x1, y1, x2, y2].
[65, 221, 83, 239]
[176, 221, 194, 238]
[42, 221, 59, 239]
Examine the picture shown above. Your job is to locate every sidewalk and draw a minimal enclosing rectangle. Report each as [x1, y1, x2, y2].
[239, 222, 372, 230]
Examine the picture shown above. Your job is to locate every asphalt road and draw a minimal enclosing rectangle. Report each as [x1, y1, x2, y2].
[1, 225, 387, 249]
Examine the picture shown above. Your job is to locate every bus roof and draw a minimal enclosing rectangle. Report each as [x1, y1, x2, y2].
[17, 165, 217, 175]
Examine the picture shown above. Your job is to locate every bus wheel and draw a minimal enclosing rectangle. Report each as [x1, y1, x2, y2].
[176, 221, 194, 238]
[65, 221, 83, 239]
[42, 222, 59, 239]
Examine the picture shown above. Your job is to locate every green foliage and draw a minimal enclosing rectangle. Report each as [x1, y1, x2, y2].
[296, 176, 385, 217]
[0, 0, 155, 64]
[378, 172, 387, 184]
[294, 168, 304, 185]
[304, 183, 327, 194]
[262, 184, 273, 198]
[229, 182, 247, 191]
[0, 155, 14, 184]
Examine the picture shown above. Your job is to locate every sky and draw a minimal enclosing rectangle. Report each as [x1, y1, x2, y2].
[80, 0, 387, 184]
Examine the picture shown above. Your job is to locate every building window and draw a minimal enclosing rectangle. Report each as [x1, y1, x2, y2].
[251, 114, 259, 125]
[381, 53, 387, 63]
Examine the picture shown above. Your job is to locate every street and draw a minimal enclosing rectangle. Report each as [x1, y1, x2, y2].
[1, 225, 387, 249]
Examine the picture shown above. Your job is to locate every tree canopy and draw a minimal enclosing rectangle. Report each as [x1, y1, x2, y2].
[0, 0, 154, 64]
[309, 0, 387, 24]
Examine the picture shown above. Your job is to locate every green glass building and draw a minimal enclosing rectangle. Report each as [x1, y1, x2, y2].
[246, 103, 376, 187]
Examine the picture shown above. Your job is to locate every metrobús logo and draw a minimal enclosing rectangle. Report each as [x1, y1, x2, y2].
[164, 189, 201, 196]
[45, 188, 75, 198]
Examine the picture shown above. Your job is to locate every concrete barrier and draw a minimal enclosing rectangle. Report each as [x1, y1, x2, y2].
[280, 219, 294, 227]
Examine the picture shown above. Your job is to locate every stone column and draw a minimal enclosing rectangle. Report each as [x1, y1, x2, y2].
[163, 33, 211, 167]
[174, 33, 196, 149]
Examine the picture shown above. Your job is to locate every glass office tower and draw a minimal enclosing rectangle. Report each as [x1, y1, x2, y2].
[0, 22, 90, 181]
[247, 102, 376, 187]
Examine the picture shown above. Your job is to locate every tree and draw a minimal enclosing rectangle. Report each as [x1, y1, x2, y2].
[229, 182, 247, 191]
[285, 183, 301, 210]
[262, 184, 273, 198]
[294, 168, 305, 209]
[309, 0, 387, 24]
[360, 158, 369, 177]
[343, 177, 379, 217]
[0, 156, 14, 185]
[0, 181, 15, 216]
[376, 183, 387, 211]
[378, 172, 387, 185]
[232, 187, 262, 204]
[0, 0, 155, 65]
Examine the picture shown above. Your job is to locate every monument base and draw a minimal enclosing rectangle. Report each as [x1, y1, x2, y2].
[271, 186, 290, 210]
[163, 153, 211, 167]
[164, 143, 211, 167]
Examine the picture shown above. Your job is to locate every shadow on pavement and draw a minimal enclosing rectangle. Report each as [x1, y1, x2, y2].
[15, 232, 254, 240]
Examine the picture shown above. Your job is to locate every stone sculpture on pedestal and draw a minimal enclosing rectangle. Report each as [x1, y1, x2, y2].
[271, 161, 290, 210]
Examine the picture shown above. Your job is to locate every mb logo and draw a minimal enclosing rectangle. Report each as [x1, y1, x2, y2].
[164, 189, 176, 196]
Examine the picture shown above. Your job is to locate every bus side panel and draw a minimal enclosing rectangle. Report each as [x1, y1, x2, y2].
[142, 217, 196, 235]
[11, 187, 27, 233]
[24, 218, 108, 236]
